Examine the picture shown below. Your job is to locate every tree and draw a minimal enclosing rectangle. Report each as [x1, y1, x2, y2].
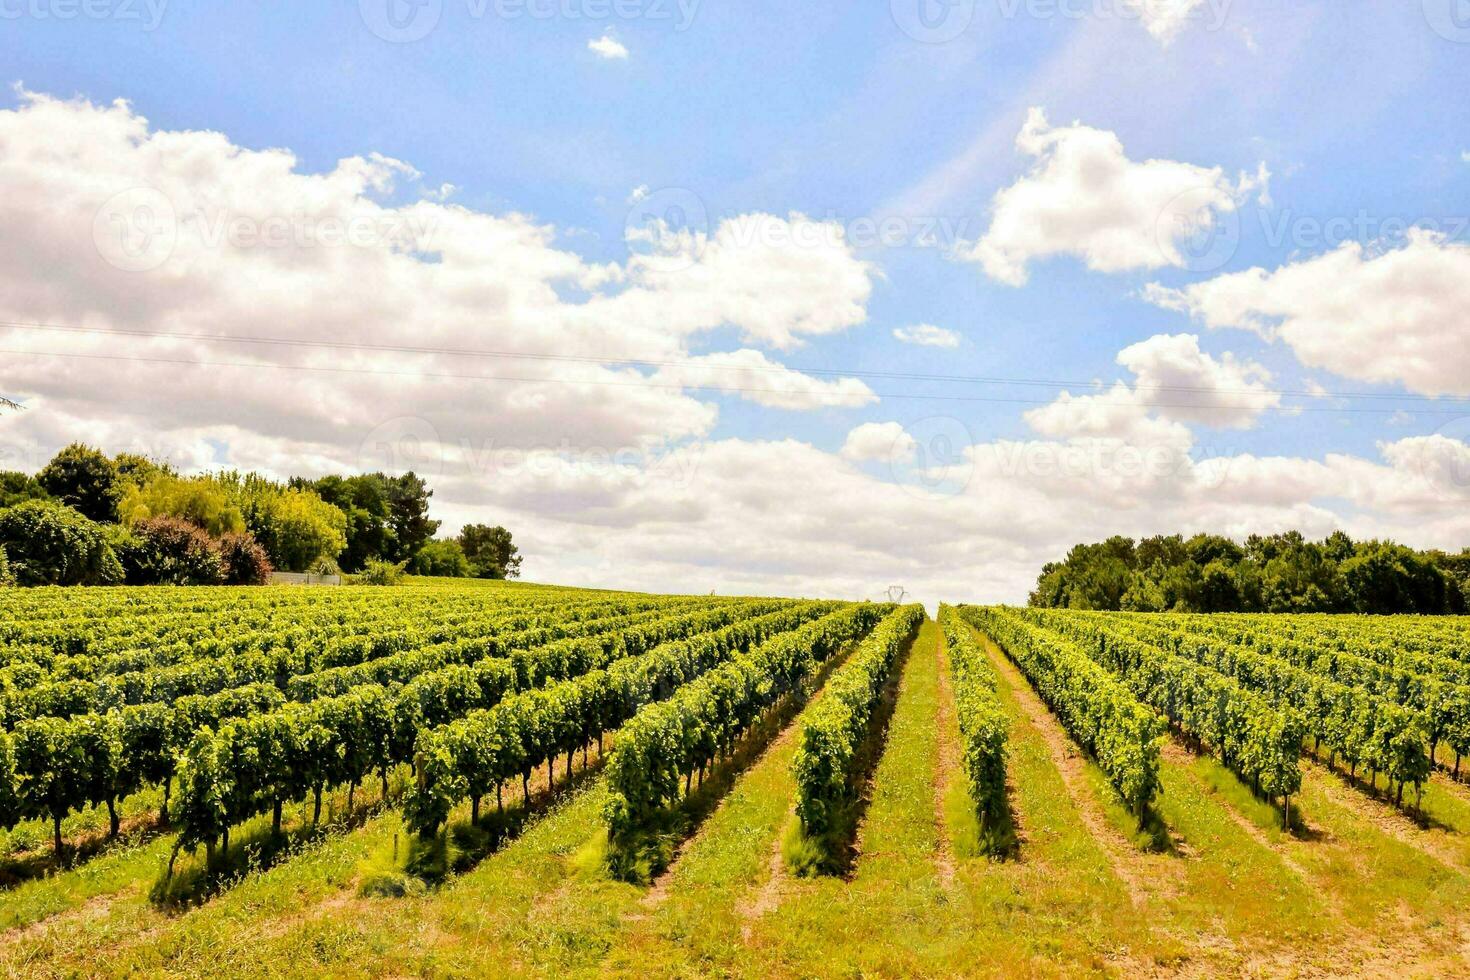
[221, 473, 348, 573]
[118, 473, 246, 537]
[381, 472, 439, 562]
[37, 444, 121, 523]
[0, 500, 123, 586]
[0, 471, 49, 509]
[218, 533, 273, 585]
[113, 453, 174, 490]
[459, 524, 521, 579]
[410, 538, 471, 578]
[303, 474, 396, 572]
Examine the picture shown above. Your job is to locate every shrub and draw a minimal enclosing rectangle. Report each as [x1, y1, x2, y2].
[128, 517, 226, 586]
[409, 539, 471, 578]
[37, 444, 122, 523]
[0, 500, 124, 586]
[0, 543, 11, 586]
[219, 533, 273, 586]
[356, 559, 407, 586]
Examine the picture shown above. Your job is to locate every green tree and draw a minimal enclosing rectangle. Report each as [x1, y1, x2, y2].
[0, 500, 123, 586]
[118, 473, 246, 536]
[410, 538, 471, 577]
[0, 471, 50, 509]
[113, 453, 174, 490]
[221, 473, 348, 573]
[37, 444, 121, 523]
[382, 472, 440, 562]
[459, 524, 521, 579]
[303, 474, 396, 572]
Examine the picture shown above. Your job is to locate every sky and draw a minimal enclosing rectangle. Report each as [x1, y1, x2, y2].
[1, 0, 1469, 603]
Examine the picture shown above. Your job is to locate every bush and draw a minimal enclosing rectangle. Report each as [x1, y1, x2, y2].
[219, 533, 273, 586]
[0, 500, 124, 586]
[0, 543, 11, 586]
[128, 517, 225, 586]
[409, 539, 471, 578]
[356, 559, 407, 586]
[37, 444, 121, 523]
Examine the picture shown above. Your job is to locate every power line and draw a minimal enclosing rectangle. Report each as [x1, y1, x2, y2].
[0, 318, 1464, 406]
[5, 346, 1468, 417]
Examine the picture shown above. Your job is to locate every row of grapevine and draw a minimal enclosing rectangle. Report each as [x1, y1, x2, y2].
[1175, 615, 1470, 764]
[1, 596, 699, 723]
[1097, 614, 1432, 806]
[404, 602, 860, 837]
[0, 599, 772, 856]
[936, 606, 1009, 840]
[962, 607, 1164, 823]
[174, 600, 809, 853]
[601, 603, 896, 845]
[788, 604, 925, 859]
[1026, 610, 1303, 818]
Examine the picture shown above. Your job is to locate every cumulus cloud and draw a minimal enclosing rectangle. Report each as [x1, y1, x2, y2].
[965, 108, 1268, 285]
[892, 324, 961, 348]
[1025, 333, 1279, 444]
[0, 89, 876, 471]
[588, 34, 629, 60]
[1146, 230, 1470, 396]
[840, 422, 916, 464]
[650, 349, 876, 410]
[4, 89, 1469, 604]
[1129, 0, 1206, 44]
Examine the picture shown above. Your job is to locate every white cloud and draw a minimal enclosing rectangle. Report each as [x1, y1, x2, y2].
[0, 90, 875, 468]
[892, 324, 961, 348]
[1129, 0, 1205, 44]
[650, 349, 876, 411]
[840, 422, 916, 464]
[588, 34, 629, 60]
[1024, 333, 1279, 450]
[1146, 230, 1470, 396]
[965, 108, 1268, 285]
[4, 89, 1470, 605]
[627, 184, 649, 204]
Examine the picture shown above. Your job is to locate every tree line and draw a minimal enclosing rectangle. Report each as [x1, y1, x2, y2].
[1029, 531, 1470, 614]
[0, 443, 519, 588]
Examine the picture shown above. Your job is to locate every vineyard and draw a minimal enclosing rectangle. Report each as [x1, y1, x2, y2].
[3, 583, 1470, 976]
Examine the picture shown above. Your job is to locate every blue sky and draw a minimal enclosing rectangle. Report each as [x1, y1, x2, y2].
[2, 1, 1469, 599]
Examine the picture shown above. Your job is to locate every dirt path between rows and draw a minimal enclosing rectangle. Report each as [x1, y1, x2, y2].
[931, 626, 959, 891]
[976, 630, 1151, 910]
